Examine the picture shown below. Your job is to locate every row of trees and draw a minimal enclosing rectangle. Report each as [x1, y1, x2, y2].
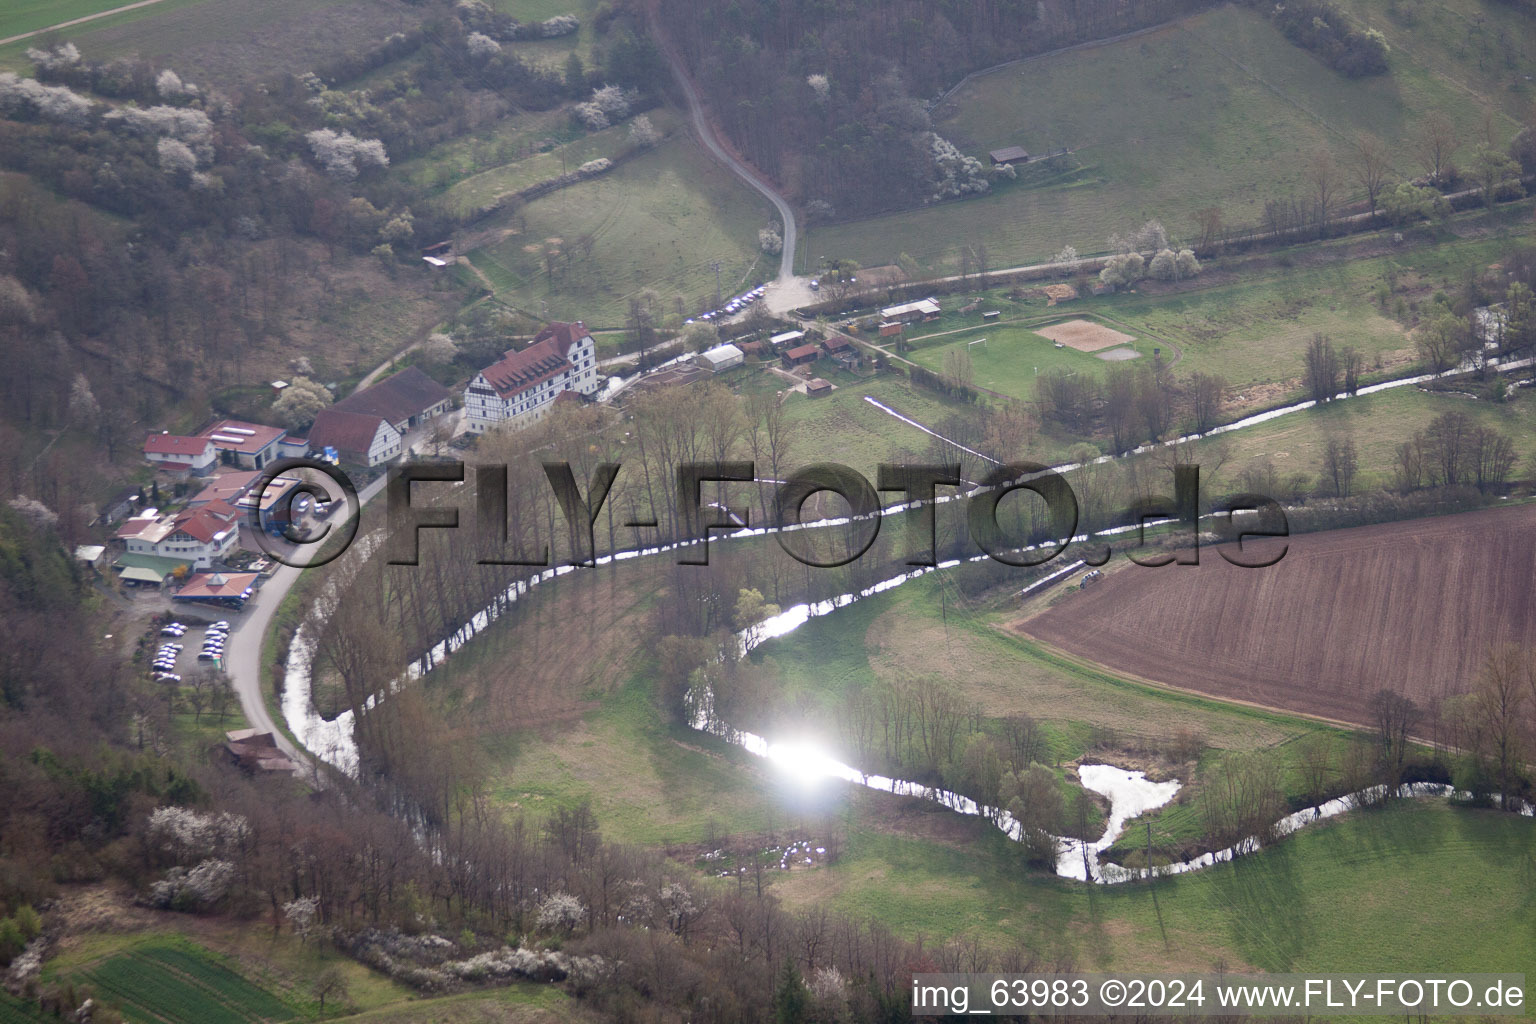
[1035, 355, 1227, 452]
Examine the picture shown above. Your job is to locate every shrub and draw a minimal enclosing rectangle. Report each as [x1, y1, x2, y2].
[0, 72, 93, 125]
[572, 102, 608, 131]
[465, 32, 502, 58]
[305, 128, 389, 179]
[1098, 252, 1145, 289]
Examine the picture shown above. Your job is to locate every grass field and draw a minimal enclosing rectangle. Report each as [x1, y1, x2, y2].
[771, 371, 986, 470]
[396, 108, 685, 215]
[37, 925, 586, 1024]
[84, 944, 297, 1024]
[1095, 229, 1520, 392]
[467, 134, 774, 325]
[1182, 382, 1536, 493]
[0, 0, 162, 42]
[907, 321, 1146, 398]
[0, 0, 413, 85]
[774, 799, 1536, 970]
[488, 0, 602, 69]
[483, 679, 842, 847]
[802, 2, 1531, 276]
[458, 539, 1536, 967]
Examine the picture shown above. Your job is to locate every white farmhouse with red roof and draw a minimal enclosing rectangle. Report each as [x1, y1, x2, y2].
[142, 433, 217, 475]
[463, 321, 599, 433]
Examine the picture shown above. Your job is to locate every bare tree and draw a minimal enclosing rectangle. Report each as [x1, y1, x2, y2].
[1350, 133, 1392, 219]
[312, 967, 350, 1014]
[1306, 149, 1340, 236]
[1415, 112, 1459, 186]
[1451, 648, 1531, 809]
[1370, 688, 1419, 788]
[1193, 206, 1223, 253]
[1320, 432, 1358, 497]
[1188, 371, 1226, 433]
[1340, 345, 1363, 396]
[1303, 333, 1340, 402]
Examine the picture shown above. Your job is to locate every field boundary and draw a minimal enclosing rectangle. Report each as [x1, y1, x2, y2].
[0, 0, 169, 47]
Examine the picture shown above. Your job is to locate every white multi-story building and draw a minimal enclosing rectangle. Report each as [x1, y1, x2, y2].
[115, 501, 240, 568]
[463, 321, 599, 433]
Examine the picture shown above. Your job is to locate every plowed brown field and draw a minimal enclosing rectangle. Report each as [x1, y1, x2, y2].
[1020, 504, 1536, 725]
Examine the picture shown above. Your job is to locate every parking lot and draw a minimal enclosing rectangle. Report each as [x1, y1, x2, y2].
[150, 617, 233, 684]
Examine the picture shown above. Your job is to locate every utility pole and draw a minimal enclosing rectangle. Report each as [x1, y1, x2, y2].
[709, 259, 723, 311]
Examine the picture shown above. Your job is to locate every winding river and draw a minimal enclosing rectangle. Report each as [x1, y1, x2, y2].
[281, 351, 1535, 880]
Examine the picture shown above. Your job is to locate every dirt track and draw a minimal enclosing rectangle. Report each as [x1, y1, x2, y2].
[1019, 504, 1536, 726]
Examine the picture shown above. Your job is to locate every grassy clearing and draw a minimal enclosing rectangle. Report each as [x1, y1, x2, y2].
[804, 3, 1529, 276]
[907, 322, 1143, 399]
[481, 678, 848, 847]
[468, 135, 773, 326]
[750, 571, 1306, 755]
[1185, 383, 1536, 493]
[0, 0, 410, 86]
[774, 799, 1536, 970]
[768, 371, 986, 470]
[398, 108, 685, 215]
[1097, 232, 1518, 391]
[488, 0, 602, 69]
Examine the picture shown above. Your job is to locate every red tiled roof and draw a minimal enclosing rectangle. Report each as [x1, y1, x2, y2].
[144, 433, 211, 456]
[200, 499, 239, 520]
[177, 571, 258, 599]
[189, 471, 260, 507]
[477, 321, 591, 399]
[169, 506, 237, 544]
[114, 515, 160, 540]
[784, 344, 821, 360]
[200, 420, 285, 455]
[333, 366, 452, 426]
[308, 409, 392, 458]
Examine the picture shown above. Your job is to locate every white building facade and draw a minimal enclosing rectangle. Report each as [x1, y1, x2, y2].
[464, 321, 600, 433]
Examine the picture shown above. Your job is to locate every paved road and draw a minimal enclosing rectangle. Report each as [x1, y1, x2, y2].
[0, 0, 168, 46]
[653, 22, 797, 282]
[225, 469, 389, 773]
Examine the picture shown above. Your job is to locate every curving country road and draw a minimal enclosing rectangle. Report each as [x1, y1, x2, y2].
[225, 431, 391, 775]
[652, 21, 797, 282]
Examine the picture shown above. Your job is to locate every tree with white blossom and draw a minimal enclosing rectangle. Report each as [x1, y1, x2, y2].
[306, 129, 389, 179]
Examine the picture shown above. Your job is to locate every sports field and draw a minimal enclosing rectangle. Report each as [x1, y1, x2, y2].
[906, 322, 1145, 400]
